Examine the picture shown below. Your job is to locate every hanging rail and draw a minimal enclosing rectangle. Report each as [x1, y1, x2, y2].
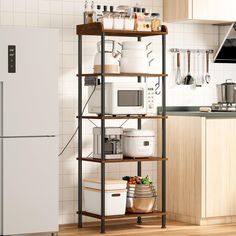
[170, 48, 214, 54]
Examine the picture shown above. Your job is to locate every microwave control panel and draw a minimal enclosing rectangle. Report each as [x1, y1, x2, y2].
[146, 86, 155, 114]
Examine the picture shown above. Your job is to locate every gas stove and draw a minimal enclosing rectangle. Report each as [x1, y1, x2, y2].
[212, 103, 236, 112]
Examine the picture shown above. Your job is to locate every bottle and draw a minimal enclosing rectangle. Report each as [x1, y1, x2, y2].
[151, 13, 161, 31]
[96, 5, 103, 21]
[103, 5, 108, 15]
[84, 0, 95, 24]
[110, 6, 114, 13]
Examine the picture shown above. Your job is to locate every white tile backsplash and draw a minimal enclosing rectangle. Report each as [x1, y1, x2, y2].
[0, 0, 235, 225]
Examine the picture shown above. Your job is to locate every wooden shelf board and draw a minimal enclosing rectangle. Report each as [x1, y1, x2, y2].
[78, 115, 167, 120]
[79, 73, 168, 77]
[78, 157, 167, 163]
[81, 211, 165, 220]
[76, 23, 168, 37]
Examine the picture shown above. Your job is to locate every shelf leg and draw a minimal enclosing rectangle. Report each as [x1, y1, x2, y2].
[136, 36, 142, 226]
[161, 34, 167, 229]
[100, 32, 106, 234]
[78, 34, 83, 228]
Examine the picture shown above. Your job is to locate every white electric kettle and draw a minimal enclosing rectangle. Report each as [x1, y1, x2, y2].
[94, 40, 120, 74]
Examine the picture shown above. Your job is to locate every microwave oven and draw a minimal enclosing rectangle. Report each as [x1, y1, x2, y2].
[88, 82, 156, 115]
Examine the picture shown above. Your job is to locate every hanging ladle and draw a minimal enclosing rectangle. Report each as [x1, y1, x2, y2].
[205, 51, 211, 84]
[184, 50, 194, 85]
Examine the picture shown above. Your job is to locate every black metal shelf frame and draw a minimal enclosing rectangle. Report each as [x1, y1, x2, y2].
[77, 30, 167, 234]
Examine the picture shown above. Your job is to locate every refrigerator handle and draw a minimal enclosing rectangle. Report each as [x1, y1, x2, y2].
[0, 82, 2, 137]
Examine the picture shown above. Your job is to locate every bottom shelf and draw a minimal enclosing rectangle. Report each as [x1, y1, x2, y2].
[81, 211, 165, 220]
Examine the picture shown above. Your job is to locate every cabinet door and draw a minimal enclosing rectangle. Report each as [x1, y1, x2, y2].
[163, 0, 192, 22]
[193, 0, 236, 22]
[206, 119, 236, 217]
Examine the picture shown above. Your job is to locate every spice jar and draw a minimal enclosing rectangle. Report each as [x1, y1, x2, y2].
[151, 13, 161, 32]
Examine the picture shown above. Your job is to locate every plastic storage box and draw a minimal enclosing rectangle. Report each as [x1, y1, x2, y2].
[84, 188, 127, 216]
[83, 179, 127, 216]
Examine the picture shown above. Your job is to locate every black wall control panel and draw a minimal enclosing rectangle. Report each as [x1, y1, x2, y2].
[8, 45, 16, 73]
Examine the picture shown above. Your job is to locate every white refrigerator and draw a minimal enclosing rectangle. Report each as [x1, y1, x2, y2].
[0, 27, 59, 235]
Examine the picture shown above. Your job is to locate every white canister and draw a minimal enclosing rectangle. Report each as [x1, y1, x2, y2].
[123, 129, 156, 157]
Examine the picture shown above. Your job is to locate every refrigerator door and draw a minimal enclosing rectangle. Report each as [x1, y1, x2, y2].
[0, 27, 58, 136]
[2, 137, 58, 235]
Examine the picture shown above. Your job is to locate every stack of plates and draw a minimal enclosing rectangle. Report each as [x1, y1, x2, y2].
[126, 184, 157, 213]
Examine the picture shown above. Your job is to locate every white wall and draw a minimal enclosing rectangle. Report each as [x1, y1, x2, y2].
[0, 0, 235, 225]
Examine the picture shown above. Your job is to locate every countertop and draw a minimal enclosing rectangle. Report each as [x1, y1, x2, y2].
[157, 106, 236, 118]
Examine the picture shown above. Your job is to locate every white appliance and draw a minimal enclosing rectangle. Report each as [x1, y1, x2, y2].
[93, 127, 123, 160]
[123, 129, 156, 157]
[0, 27, 59, 236]
[88, 82, 156, 115]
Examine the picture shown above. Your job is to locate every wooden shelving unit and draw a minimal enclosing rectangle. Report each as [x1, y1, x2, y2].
[80, 73, 168, 77]
[81, 210, 165, 220]
[76, 22, 168, 234]
[77, 157, 168, 164]
[78, 115, 167, 120]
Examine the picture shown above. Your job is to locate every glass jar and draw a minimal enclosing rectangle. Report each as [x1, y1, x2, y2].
[151, 13, 161, 32]
[113, 13, 124, 30]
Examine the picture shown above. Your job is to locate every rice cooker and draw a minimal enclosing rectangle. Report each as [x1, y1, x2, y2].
[123, 129, 156, 157]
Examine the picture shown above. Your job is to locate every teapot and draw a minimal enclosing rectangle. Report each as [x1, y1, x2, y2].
[94, 40, 120, 74]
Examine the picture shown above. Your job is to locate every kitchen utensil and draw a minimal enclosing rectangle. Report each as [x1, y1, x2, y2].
[94, 40, 120, 73]
[175, 52, 182, 85]
[217, 79, 236, 103]
[123, 129, 156, 157]
[121, 41, 152, 51]
[195, 53, 204, 87]
[205, 51, 211, 84]
[184, 50, 194, 85]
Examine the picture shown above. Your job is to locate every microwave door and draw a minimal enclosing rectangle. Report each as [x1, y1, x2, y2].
[117, 90, 144, 107]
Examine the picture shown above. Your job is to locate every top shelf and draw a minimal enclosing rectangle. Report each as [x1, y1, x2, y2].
[76, 23, 168, 37]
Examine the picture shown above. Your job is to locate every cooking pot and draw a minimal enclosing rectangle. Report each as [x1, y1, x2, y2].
[121, 49, 152, 58]
[217, 79, 236, 103]
[94, 40, 120, 74]
[120, 41, 152, 51]
[120, 56, 155, 74]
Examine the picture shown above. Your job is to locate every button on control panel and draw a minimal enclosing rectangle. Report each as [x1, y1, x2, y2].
[8, 45, 16, 73]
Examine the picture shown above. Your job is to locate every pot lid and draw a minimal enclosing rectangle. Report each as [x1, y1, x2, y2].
[124, 129, 155, 137]
[221, 79, 236, 85]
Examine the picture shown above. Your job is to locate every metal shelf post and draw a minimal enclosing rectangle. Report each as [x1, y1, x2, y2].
[100, 32, 106, 234]
[161, 34, 167, 229]
[78, 35, 83, 228]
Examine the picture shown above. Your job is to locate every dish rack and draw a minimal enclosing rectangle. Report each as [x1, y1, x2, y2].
[76, 22, 168, 234]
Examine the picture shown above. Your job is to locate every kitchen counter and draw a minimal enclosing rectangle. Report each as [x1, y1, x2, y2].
[157, 106, 236, 118]
[156, 109, 236, 226]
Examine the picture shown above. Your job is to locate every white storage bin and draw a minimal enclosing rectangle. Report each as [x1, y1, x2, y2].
[123, 129, 156, 157]
[84, 187, 127, 216]
[83, 178, 127, 191]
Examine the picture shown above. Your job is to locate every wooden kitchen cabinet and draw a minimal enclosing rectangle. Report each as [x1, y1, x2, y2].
[205, 119, 236, 218]
[157, 116, 236, 225]
[163, 0, 236, 24]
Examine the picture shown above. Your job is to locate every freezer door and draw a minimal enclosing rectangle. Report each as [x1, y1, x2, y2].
[2, 137, 58, 235]
[0, 27, 58, 136]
